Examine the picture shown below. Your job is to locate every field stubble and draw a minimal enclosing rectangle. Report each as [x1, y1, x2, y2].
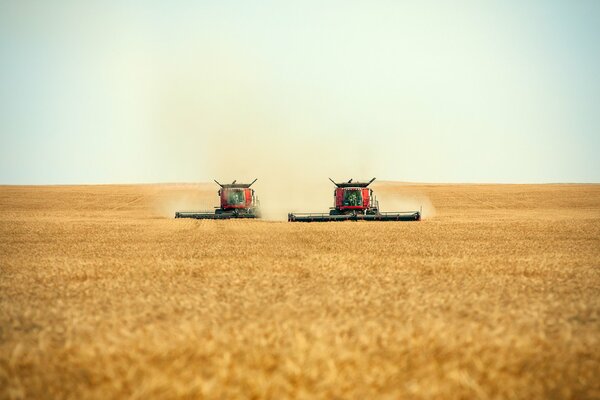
[0, 183, 599, 399]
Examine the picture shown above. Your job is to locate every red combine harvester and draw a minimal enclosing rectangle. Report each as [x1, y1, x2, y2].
[288, 178, 421, 222]
[175, 179, 260, 219]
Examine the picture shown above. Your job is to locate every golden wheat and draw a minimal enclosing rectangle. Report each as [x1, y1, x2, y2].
[1, 183, 599, 399]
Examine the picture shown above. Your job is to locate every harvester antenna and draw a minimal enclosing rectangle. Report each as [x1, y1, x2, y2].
[232, 180, 237, 184]
[328, 177, 337, 186]
[214, 179, 223, 187]
[249, 178, 258, 187]
[368, 177, 376, 185]
[347, 178, 353, 183]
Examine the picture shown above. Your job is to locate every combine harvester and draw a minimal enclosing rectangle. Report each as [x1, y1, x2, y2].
[288, 178, 421, 222]
[175, 179, 261, 219]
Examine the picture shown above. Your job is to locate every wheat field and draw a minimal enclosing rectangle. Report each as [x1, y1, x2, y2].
[0, 183, 599, 399]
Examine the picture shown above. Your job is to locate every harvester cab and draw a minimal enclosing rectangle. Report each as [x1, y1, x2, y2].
[175, 179, 261, 219]
[288, 178, 421, 222]
[329, 177, 378, 215]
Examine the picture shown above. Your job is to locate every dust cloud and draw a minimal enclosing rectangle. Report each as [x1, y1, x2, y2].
[150, 50, 433, 220]
[199, 130, 380, 220]
[153, 183, 215, 218]
[373, 183, 436, 219]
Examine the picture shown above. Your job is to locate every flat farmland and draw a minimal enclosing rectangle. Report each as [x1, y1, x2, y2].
[1, 183, 599, 399]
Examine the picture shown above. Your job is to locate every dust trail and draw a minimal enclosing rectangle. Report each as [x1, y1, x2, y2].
[153, 183, 216, 218]
[373, 183, 436, 219]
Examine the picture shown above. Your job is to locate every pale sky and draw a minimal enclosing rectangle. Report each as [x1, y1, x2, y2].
[1, 1, 599, 184]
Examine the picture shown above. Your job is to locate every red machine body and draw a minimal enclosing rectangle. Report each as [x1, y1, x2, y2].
[334, 187, 371, 213]
[328, 178, 378, 216]
[219, 187, 254, 210]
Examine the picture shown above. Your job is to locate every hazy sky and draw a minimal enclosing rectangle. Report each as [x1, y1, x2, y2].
[1, 1, 599, 184]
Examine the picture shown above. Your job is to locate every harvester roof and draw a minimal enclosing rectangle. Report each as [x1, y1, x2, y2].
[329, 177, 376, 188]
[214, 179, 257, 189]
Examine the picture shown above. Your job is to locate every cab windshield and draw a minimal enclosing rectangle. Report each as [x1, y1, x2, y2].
[227, 189, 246, 205]
[343, 189, 362, 206]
